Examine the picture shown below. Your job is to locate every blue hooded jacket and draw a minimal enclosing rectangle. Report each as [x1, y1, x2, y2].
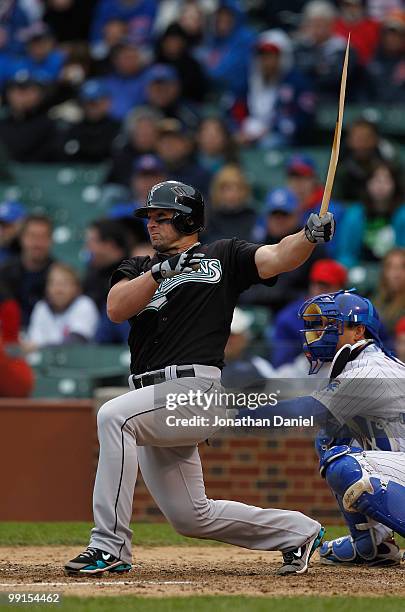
[197, 0, 255, 98]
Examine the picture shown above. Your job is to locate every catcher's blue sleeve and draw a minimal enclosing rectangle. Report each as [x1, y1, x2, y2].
[238, 395, 329, 423]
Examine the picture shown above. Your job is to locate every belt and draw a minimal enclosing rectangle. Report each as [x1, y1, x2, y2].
[130, 365, 196, 390]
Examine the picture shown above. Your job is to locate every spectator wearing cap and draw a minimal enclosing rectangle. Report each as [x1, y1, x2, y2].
[334, 118, 399, 202]
[130, 155, 167, 212]
[12, 22, 66, 83]
[100, 38, 149, 121]
[60, 79, 120, 162]
[238, 29, 315, 148]
[367, 10, 405, 103]
[155, 118, 211, 197]
[144, 64, 200, 131]
[105, 106, 162, 188]
[286, 153, 345, 258]
[294, 1, 362, 101]
[196, 1, 255, 99]
[241, 187, 326, 311]
[333, 0, 380, 66]
[0, 71, 59, 162]
[204, 164, 256, 243]
[90, 0, 157, 49]
[107, 154, 166, 247]
[395, 317, 405, 362]
[269, 258, 348, 367]
[0, 215, 56, 328]
[0, 201, 26, 264]
[155, 23, 207, 103]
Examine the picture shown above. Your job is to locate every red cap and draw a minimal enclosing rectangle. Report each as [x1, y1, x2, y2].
[395, 317, 405, 336]
[310, 259, 348, 287]
[257, 41, 281, 54]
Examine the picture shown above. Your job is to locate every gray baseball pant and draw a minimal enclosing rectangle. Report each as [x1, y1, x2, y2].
[89, 365, 321, 564]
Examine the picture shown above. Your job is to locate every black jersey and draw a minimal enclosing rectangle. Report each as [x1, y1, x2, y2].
[110, 239, 277, 374]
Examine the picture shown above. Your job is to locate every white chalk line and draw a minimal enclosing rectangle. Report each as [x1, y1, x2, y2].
[0, 581, 194, 587]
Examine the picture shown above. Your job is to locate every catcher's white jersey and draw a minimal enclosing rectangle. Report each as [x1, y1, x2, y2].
[314, 341, 405, 452]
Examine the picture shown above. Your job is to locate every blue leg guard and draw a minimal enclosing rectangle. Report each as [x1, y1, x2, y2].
[319, 493, 379, 562]
[323, 449, 405, 539]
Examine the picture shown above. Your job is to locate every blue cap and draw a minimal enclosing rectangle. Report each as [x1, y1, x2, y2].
[146, 64, 179, 84]
[287, 154, 316, 176]
[133, 154, 165, 174]
[80, 79, 110, 101]
[7, 68, 48, 87]
[0, 201, 26, 223]
[265, 188, 299, 214]
[108, 203, 135, 219]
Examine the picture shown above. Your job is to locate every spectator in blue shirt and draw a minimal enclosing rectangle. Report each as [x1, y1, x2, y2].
[90, 0, 157, 48]
[144, 64, 200, 131]
[286, 153, 346, 259]
[95, 305, 130, 344]
[197, 0, 255, 99]
[101, 38, 149, 121]
[0, 1, 32, 55]
[13, 22, 66, 83]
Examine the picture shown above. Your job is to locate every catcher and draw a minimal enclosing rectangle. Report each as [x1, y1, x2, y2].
[240, 289, 405, 566]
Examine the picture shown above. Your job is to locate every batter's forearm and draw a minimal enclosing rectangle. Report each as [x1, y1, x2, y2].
[107, 273, 157, 323]
[275, 231, 315, 272]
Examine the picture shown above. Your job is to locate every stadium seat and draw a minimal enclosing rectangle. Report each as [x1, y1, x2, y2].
[28, 344, 130, 398]
[0, 163, 108, 269]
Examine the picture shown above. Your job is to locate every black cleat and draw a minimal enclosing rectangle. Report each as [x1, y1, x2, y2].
[277, 527, 325, 575]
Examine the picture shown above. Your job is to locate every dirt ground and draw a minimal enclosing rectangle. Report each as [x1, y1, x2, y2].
[0, 546, 405, 598]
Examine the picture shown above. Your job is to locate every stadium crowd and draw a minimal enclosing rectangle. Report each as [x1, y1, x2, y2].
[0, 0, 404, 396]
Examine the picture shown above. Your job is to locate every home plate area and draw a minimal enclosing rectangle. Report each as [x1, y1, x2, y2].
[1, 546, 405, 598]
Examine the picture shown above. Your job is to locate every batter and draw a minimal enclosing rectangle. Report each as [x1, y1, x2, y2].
[65, 181, 334, 576]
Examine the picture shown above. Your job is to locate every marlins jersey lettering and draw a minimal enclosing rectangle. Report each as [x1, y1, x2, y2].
[314, 341, 405, 451]
[110, 239, 277, 374]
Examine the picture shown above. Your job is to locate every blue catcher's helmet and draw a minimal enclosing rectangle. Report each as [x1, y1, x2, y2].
[298, 289, 382, 374]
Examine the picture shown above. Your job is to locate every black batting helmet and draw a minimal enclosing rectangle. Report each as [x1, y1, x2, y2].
[134, 181, 205, 235]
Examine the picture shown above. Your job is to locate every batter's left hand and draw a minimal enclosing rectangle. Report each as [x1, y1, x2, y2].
[304, 212, 335, 243]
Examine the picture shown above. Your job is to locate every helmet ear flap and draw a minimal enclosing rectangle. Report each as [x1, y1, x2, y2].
[171, 211, 198, 235]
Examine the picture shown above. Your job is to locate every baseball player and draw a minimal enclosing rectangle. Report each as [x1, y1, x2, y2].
[65, 180, 334, 577]
[240, 289, 405, 567]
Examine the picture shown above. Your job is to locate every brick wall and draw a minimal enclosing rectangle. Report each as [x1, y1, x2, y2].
[132, 434, 341, 525]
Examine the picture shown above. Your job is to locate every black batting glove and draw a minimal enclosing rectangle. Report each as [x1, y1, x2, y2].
[151, 243, 205, 284]
[304, 212, 335, 243]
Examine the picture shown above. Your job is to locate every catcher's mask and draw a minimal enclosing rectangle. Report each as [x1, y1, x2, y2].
[298, 289, 382, 374]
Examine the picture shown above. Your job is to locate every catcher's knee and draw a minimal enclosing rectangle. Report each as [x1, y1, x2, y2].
[320, 446, 370, 511]
[321, 446, 405, 537]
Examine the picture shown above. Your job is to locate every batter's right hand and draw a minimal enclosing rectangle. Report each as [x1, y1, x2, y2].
[151, 247, 205, 284]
